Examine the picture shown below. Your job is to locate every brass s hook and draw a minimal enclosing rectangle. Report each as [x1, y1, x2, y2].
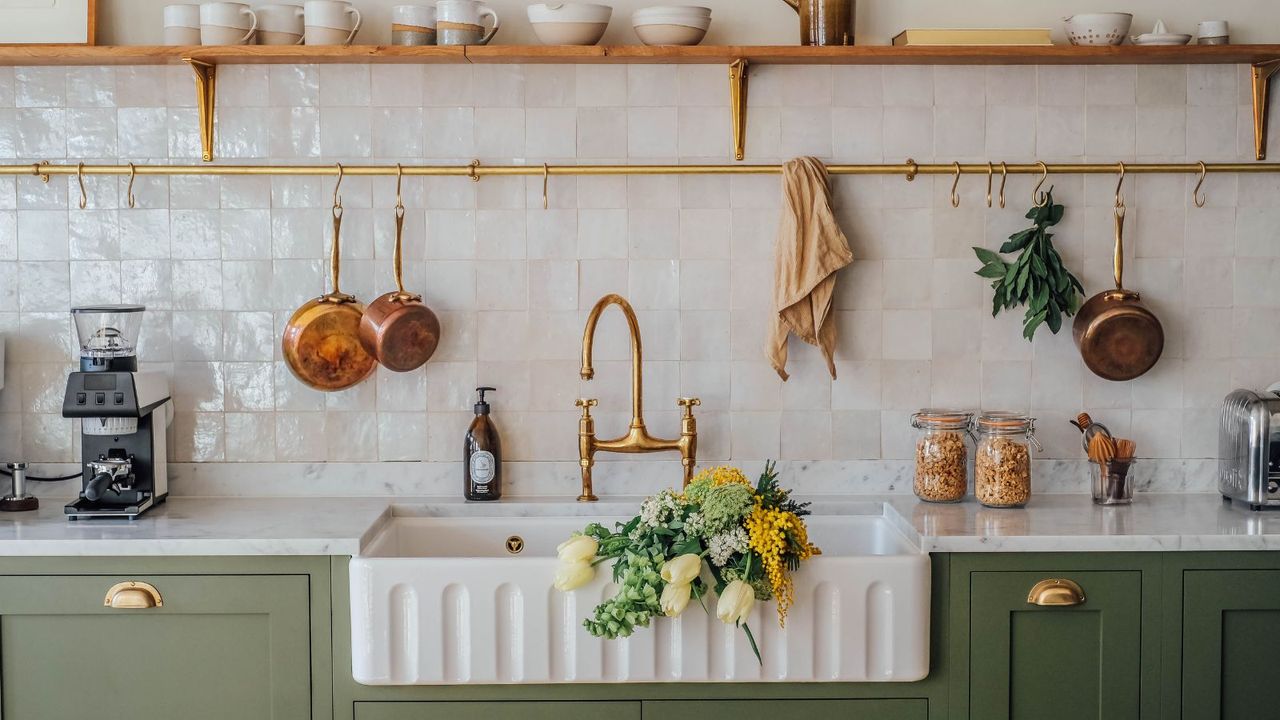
[985, 162, 994, 208]
[394, 163, 404, 212]
[332, 162, 344, 218]
[1032, 161, 1050, 208]
[76, 162, 87, 210]
[1114, 161, 1126, 209]
[468, 159, 480, 182]
[950, 162, 961, 208]
[998, 162, 1008, 209]
[1193, 161, 1207, 208]
[542, 163, 550, 210]
[126, 162, 137, 209]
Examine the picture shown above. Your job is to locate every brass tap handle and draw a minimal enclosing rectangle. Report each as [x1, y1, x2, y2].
[677, 397, 701, 418]
[575, 398, 598, 418]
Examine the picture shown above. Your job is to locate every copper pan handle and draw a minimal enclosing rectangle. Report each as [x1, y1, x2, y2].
[393, 204, 406, 295]
[1113, 205, 1125, 290]
[330, 204, 343, 295]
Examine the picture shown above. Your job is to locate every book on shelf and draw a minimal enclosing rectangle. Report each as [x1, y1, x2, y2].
[891, 28, 1054, 46]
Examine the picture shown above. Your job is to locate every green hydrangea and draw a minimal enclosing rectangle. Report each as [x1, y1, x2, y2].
[683, 477, 713, 505]
[699, 482, 754, 534]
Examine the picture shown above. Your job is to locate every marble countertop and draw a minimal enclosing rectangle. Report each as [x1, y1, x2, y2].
[2, 493, 1279, 556]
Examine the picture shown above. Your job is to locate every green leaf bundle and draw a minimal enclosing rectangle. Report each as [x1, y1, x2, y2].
[973, 190, 1085, 341]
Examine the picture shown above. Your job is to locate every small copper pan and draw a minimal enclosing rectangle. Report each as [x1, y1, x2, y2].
[359, 167, 441, 372]
[282, 166, 377, 391]
[1072, 199, 1164, 381]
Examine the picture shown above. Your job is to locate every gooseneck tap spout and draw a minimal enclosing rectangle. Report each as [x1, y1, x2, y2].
[576, 294, 700, 502]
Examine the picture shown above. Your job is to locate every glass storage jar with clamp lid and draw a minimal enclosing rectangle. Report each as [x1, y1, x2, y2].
[973, 412, 1040, 508]
[910, 409, 975, 503]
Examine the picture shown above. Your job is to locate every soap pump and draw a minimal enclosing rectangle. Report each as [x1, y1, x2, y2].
[464, 387, 502, 501]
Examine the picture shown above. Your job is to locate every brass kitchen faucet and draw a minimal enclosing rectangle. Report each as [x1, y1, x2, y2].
[576, 294, 700, 502]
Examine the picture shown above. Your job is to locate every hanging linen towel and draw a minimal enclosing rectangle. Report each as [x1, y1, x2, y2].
[766, 157, 853, 381]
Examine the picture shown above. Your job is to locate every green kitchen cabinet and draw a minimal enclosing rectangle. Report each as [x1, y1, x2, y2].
[644, 699, 928, 719]
[0, 572, 313, 720]
[965, 568, 1146, 720]
[1181, 569, 1280, 719]
[354, 701, 641, 720]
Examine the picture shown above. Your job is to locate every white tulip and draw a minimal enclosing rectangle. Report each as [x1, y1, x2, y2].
[716, 580, 755, 625]
[660, 581, 692, 617]
[660, 553, 702, 586]
[553, 560, 594, 591]
[556, 534, 599, 564]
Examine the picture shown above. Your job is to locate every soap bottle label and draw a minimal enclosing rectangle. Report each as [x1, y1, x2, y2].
[470, 451, 495, 485]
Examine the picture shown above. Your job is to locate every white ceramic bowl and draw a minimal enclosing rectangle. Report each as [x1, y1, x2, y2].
[633, 4, 710, 15]
[1062, 12, 1132, 46]
[528, 2, 612, 44]
[633, 20, 707, 45]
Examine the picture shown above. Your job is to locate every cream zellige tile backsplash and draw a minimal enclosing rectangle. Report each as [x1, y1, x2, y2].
[0, 62, 1271, 471]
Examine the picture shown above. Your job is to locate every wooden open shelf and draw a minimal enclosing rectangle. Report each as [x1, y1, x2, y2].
[0, 43, 1278, 66]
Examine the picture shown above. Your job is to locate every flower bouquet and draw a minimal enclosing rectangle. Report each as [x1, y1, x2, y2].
[553, 461, 819, 662]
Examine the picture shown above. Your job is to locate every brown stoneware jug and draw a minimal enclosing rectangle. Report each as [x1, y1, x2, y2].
[782, 0, 853, 45]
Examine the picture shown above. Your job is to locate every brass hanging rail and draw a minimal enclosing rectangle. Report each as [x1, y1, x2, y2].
[6, 161, 1280, 179]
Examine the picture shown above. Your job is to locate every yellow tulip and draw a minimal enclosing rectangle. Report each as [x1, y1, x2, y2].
[553, 560, 594, 591]
[556, 534, 598, 564]
[660, 581, 692, 617]
[660, 553, 702, 586]
[716, 580, 755, 625]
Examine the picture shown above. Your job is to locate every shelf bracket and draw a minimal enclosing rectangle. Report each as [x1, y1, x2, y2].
[728, 58, 748, 162]
[184, 58, 217, 163]
[1252, 60, 1280, 161]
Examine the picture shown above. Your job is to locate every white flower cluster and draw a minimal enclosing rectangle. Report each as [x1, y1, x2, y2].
[707, 526, 749, 567]
[684, 511, 706, 537]
[639, 489, 682, 528]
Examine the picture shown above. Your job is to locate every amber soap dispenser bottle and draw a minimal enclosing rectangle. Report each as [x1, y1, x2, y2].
[464, 386, 502, 501]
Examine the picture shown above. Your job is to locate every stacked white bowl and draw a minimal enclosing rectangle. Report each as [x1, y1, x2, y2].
[528, 2, 613, 45]
[632, 5, 710, 45]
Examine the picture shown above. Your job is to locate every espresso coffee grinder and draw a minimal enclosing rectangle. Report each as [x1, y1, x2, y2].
[62, 305, 173, 519]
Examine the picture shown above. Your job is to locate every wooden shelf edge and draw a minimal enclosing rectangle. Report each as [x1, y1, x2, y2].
[0, 43, 1278, 66]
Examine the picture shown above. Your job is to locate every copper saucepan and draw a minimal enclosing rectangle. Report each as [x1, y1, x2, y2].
[282, 166, 377, 391]
[359, 168, 441, 372]
[1072, 198, 1164, 382]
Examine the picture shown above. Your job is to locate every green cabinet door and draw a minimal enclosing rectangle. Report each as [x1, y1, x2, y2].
[969, 570, 1142, 720]
[0, 574, 311, 720]
[644, 699, 927, 720]
[354, 702, 641, 720]
[1183, 569, 1280, 720]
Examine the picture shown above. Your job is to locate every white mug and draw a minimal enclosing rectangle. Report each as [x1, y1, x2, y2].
[257, 3, 305, 44]
[436, 0, 498, 45]
[1196, 20, 1229, 38]
[199, 1, 258, 45]
[392, 4, 436, 44]
[163, 4, 201, 44]
[304, 0, 361, 44]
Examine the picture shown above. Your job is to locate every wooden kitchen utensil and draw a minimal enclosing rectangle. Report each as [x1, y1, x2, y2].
[1088, 432, 1117, 464]
[1072, 169, 1164, 381]
[359, 167, 441, 372]
[282, 166, 376, 391]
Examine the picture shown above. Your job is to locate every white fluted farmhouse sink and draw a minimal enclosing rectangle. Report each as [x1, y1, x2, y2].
[349, 501, 929, 685]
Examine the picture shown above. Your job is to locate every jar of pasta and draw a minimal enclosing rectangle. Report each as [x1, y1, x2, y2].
[973, 412, 1040, 508]
[910, 409, 974, 503]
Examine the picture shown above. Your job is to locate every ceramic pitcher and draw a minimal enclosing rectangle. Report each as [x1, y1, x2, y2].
[782, 0, 853, 45]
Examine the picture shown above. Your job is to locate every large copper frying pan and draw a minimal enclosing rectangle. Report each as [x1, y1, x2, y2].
[282, 166, 376, 391]
[359, 167, 441, 372]
[1072, 197, 1164, 381]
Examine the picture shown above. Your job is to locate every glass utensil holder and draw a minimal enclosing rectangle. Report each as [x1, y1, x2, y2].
[1092, 459, 1135, 505]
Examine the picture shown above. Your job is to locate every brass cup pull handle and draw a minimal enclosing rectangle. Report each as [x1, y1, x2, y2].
[1027, 578, 1085, 607]
[104, 581, 163, 609]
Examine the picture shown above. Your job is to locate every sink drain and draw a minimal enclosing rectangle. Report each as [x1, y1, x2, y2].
[505, 535, 524, 554]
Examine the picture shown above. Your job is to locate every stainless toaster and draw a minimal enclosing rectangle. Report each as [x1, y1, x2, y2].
[1219, 388, 1280, 510]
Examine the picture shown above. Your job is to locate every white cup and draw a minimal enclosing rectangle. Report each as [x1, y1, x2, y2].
[392, 4, 436, 44]
[436, 0, 498, 45]
[200, 1, 258, 44]
[257, 3, 305, 44]
[304, 0, 361, 44]
[1196, 20, 1229, 38]
[163, 4, 202, 44]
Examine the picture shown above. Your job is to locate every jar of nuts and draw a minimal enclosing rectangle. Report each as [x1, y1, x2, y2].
[910, 409, 974, 503]
[973, 412, 1041, 508]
